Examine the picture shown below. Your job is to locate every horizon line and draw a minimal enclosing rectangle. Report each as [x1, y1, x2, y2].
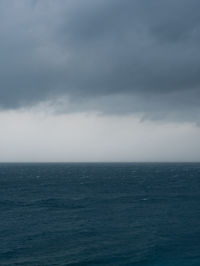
[0, 161, 200, 164]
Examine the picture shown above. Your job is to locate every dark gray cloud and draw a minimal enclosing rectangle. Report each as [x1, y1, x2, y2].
[0, 0, 200, 121]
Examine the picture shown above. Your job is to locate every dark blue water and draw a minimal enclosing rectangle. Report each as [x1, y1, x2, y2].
[0, 163, 200, 265]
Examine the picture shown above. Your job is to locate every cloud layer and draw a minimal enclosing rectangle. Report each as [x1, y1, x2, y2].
[0, 0, 200, 121]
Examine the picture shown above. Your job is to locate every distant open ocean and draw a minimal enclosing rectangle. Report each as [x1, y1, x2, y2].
[0, 163, 200, 265]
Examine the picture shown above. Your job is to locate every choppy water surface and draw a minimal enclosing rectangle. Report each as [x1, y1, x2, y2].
[0, 163, 200, 265]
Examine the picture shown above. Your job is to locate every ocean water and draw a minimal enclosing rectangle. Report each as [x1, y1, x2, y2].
[0, 163, 200, 266]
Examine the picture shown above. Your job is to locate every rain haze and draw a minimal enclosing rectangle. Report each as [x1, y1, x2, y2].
[0, 0, 200, 162]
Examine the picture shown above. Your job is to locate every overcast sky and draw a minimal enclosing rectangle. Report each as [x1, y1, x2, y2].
[0, 0, 200, 162]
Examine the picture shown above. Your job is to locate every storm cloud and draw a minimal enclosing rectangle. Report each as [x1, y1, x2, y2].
[0, 0, 200, 121]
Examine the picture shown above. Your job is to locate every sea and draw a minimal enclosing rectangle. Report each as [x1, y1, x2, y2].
[0, 163, 200, 266]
